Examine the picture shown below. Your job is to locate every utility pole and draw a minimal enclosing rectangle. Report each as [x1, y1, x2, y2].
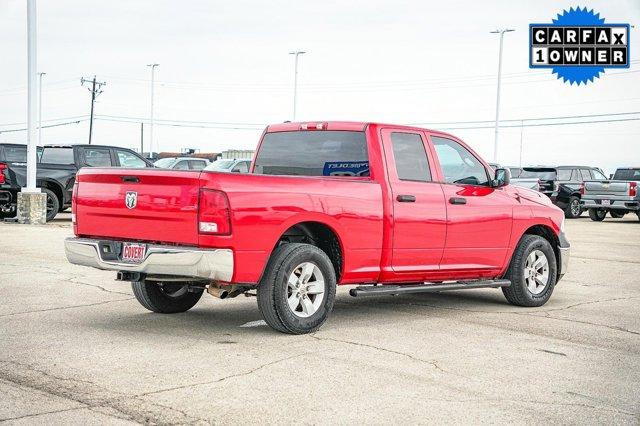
[490, 28, 514, 163]
[147, 63, 159, 158]
[289, 51, 305, 121]
[38, 72, 45, 146]
[81, 75, 105, 144]
[140, 122, 144, 156]
[519, 119, 524, 167]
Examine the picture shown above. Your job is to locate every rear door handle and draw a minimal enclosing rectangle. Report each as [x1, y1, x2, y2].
[449, 197, 467, 205]
[121, 176, 140, 183]
[397, 194, 416, 203]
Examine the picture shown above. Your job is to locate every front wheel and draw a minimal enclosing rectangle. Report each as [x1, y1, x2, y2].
[589, 208, 606, 221]
[564, 196, 582, 219]
[257, 243, 336, 334]
[502, 235, 557, 307]
[131, 280, 203, 313]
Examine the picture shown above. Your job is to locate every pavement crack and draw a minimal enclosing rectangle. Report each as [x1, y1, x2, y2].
[0, 298, 134, 318]
[136, 352, 309, 397]
[66, 276, 131, 296]
[310, 334, 451, 375]
[536, 348, 567, 356]
[540, 296, 640, 313]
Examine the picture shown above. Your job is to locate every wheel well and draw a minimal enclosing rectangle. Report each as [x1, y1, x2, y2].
[523, 225, 560, 270]
[277, 222, 343, 282]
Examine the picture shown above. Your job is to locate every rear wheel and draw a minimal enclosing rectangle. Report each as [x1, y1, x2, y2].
[588, 208, 606, 221]
[502, 235, 557, 307]
[609, 210, 625, 218]
[564, 196, 582, 219]
[41, 188, 59, 222]
[131, 280, 203, 313]
[257, 243, 336, 334]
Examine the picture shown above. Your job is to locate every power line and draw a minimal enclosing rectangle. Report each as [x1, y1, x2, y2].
[0, 119, 87, 134]
[435, 117, 640, 131]
[410, 110, 640, 126]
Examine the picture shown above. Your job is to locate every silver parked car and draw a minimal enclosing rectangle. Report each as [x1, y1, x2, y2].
[204, 158, 251, 173]
[154, 157, 210, 170]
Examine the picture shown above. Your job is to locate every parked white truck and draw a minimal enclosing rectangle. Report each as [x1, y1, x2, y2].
[581, 167, 640, 221]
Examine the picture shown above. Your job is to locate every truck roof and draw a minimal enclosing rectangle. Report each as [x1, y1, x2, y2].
[266, 121, 457, 138]
[43, 144, 136, 151]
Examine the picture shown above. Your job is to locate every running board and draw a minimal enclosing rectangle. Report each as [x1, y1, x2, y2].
[349, 279, 511, 297]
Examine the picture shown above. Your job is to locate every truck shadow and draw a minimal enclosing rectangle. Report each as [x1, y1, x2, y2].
[83, 289, 510, 338]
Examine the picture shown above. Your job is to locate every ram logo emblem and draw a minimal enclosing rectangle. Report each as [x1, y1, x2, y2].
[125, 191, 138, 209]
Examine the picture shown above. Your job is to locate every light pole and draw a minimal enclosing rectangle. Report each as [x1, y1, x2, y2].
[289, 51, 305, 121]
[147, 63, 159, 158]
[25, 0, 38, 193]
[490, 28, 514, 163]
[38, 72, 45, 146]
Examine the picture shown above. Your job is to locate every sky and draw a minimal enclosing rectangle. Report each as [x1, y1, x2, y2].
[1, 0, 639, 174]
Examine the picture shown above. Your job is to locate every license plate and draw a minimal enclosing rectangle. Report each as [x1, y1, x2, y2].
[121, 243, 147, 263]
[601, 200, 611, 206]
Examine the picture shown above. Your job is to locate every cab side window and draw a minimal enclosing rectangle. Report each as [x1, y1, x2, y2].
[557, 169, 572, 180]
[116, 150, 147, 168]
[84, 148, 113, 167]
[391, 132, 431, 182]
[431, 136, 489, 186]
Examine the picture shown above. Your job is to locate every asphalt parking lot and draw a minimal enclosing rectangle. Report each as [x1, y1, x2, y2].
[1, 213, 639, 424]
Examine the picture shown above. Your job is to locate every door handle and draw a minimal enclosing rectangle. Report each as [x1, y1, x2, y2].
[449, 197, 467, 205]
[396, 194, 416, 203]
[121, 176, 140, 183]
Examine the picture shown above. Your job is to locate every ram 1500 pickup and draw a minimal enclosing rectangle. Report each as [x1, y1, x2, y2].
[65, 122, 570, 334]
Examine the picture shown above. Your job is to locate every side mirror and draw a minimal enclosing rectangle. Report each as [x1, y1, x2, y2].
[493, 168, 511, 188]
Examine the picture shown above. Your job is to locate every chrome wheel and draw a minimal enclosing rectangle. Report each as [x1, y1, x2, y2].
[570, 199, 581, 217]
[524, 250, 549, 295]
[286, 262, 325, 318]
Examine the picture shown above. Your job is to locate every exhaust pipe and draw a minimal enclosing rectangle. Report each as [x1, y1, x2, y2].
[207, 284, 229, 299]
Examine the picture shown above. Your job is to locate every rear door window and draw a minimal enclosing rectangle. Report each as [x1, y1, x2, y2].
[173, 160, 189, 170]
[40, 147, 75, 165]
[390, 132, 431, 182]
[579, 169, 593, 180]
[83, 148, 113, 167]
[231, 161, 249, 173]
[432, 136, 489, 186]
[254, 131, 369, 177]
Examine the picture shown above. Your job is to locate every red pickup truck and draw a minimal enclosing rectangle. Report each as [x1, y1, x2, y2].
[65, 121, 570, 334]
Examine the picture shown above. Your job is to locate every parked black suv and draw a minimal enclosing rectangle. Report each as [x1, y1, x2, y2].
[520, 165, 607, 218]
[0, 144, 153, 221]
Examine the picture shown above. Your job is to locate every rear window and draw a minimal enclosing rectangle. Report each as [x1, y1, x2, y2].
[613, 168, 640, 180]
[521, 168, 557, 180]
[254, 131, 369, 177]
[41, 147, 74, 165]
[3, 145, 27, 162]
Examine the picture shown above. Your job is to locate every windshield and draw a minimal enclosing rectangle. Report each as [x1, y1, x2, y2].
[521, 168, 556, 180]
[154, 158, 177, 168]
[206, 160, 236, 171]
[613, 168, 640, 181]
[254, 131, 369, 177]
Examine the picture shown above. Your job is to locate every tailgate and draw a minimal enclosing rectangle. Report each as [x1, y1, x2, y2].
[583, 180, 629, 197]
[75, 168, 201, 245]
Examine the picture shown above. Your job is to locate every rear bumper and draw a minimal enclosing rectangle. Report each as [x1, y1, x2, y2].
[64, 237, 233, 282]
[581, 198, 639, 211]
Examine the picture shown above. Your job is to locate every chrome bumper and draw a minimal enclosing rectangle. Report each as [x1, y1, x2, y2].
[64, 237, 233, 282]
[558, 245, 570, 277]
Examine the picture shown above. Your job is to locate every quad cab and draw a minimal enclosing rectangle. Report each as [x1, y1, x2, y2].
[65, 122, 570, 334]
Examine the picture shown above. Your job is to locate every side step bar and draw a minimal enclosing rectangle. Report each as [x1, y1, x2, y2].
[349, 279, 511, 297]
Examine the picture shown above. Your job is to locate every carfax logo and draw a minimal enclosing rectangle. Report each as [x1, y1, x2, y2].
[529, 7, 630, 85]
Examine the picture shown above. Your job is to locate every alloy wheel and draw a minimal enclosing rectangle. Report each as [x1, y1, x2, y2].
[524, 250, 550, 295]
[286, 262, 325, 318]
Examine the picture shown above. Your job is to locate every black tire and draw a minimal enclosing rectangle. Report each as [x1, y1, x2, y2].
[41, 188, 59, 222]
[257, 243, 336, 334]
[588, 208, 606, 221]
[564, 195, 582, 219]
[131, 280, 203, 313]
[609, 210, 625, 218]
[502, 234, 557, 307]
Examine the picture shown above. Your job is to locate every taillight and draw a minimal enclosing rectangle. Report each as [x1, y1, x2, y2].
[630, 182, 637, 197]
[0, 162, 6, 185]
[579, 182, 585, 195]
[71, 181, 78, 233]
[198, 189, 231, 235]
